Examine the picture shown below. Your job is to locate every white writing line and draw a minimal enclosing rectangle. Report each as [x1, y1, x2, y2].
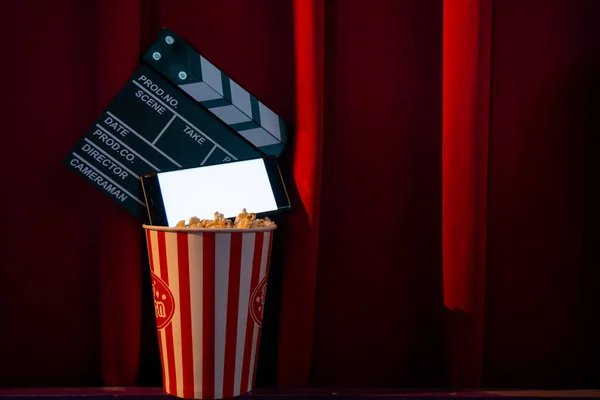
[95, 124, 160, 172]
[132, 80, 238, 160]
[153, 114, 176, 145]
[106, 111, 182, 168]
[201, 145, 217, 166]
[83, 138, 137, 179]
[72, 152, 144, 206]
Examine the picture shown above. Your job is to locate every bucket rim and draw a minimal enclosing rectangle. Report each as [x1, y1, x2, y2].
[142, 224, 277, 233]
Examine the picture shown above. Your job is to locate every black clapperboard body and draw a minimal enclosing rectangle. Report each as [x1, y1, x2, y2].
[63, 29, 290, 219]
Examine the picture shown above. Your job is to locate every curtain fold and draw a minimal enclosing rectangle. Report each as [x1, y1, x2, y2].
[96, 0, 143, 386]
[276, 0, 325, 387]
[442, 0, 492, 388]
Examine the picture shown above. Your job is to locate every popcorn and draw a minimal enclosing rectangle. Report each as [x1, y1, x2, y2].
[175, 209, 275, 229]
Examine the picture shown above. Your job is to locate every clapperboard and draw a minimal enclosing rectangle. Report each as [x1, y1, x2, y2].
[63, 28, 290, 219]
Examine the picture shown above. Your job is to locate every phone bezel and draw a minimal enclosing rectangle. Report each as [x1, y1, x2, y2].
[140, 156, 290, 226]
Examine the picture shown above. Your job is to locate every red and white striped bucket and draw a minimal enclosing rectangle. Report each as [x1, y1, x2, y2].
[143, 225, 276, 399]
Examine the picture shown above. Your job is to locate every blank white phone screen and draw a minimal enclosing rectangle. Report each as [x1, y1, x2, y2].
[157, 159, 278, 225]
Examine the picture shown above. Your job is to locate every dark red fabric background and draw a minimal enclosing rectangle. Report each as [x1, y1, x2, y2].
[312, 0, 444, 388]
[1, 0, 598, 390]
[484, 0, 599, 388]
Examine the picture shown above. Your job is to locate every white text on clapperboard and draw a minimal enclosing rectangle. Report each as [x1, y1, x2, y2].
[69, 158, 128, 202]
[70, 72, 242, 207]
[136, 75, 179, 113]
[69, 115, 149, 205]
[92, 121, 137, 163]
[184, 125, 207, 145]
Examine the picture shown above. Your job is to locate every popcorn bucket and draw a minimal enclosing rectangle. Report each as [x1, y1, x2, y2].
[142, 225, 276, 399]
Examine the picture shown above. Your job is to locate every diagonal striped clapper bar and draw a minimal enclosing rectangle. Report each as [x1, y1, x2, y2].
[143, 28, 289, 157]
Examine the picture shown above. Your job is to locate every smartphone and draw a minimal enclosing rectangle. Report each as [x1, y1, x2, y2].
[140, 156, 290, 226]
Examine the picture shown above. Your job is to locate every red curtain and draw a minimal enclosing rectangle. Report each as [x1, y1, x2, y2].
[2, 0, 598, 390]
[443, 0, 491, 387]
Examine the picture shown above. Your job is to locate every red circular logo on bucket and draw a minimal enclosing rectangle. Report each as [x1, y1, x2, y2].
[151, 272, 175, 329]
[250, 276, 268, 327]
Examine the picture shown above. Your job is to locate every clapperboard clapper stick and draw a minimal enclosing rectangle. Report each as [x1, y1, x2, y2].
[63, 28, 291, 219]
